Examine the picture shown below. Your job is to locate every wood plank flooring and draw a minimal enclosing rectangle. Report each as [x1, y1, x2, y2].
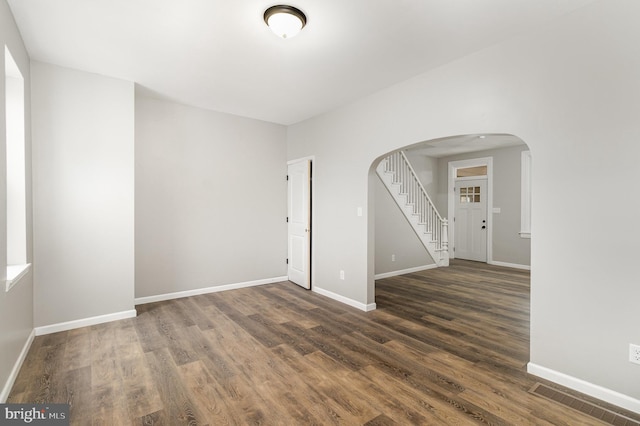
[9, 260, 640, 425]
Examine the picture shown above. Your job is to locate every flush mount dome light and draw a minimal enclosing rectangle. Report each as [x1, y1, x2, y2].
[264, 5, 307, 39]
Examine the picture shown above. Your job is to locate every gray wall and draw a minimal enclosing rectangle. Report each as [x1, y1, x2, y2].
[288, 0, 640, 403]
[437, 145, 530, 266]
[135, 94, 287, 298]
[31, 61, 135, 327]
[0, 0, 33, 401]
[374, 176, 434, 275]
[404, 151, 439, 204]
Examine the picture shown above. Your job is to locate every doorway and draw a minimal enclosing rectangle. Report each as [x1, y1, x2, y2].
[454, 178, 488, 261]
[448, 157, 493, 263]
[287, 158, 312, 289]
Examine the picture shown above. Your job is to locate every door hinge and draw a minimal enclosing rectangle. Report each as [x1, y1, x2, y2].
[286, 258, 289, 264]
[286, 175, 289, 181]
[286, 217, 289, 222]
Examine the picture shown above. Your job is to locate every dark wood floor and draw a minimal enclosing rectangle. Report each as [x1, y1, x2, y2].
[9, 260, 640, 425]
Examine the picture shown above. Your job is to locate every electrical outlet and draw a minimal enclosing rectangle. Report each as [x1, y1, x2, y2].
[339, 270, 345, 280]
[630, 344, 640, 365]
[391, 254, 396, 262]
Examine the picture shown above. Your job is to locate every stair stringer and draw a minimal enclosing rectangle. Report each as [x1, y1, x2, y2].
[376, 158, 449, 267]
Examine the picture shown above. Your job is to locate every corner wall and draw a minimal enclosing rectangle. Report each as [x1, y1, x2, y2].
[31, 61, 135, 328]
[134, 94, 287, 299]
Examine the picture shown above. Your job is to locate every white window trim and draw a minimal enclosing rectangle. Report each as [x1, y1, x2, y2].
[520, 150, 532, 239]
[5, 45, 29, 292]
[6, 263, 31, 292]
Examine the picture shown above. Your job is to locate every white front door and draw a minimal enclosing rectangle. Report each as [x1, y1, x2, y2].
[287, 160, 311, 289]
[454, 178, 487, 262]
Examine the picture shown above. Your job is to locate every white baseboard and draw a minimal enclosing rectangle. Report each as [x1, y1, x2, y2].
[1, 329, 35, 403]
[312, 286, 376, 312]
[527, 362, 640, 414]
[374, 264, 438, 280]
[489, 260, 531, 271]
[134, 276, 289, 305]
[35, 309, 137, 336]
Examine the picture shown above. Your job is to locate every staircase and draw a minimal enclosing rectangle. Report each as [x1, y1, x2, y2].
[376, 151, 449, 267]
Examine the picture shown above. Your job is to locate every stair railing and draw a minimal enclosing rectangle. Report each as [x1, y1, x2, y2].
[383, 151, 449, 255]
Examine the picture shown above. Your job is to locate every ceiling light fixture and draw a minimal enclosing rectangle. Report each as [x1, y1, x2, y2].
[264, 5, 307, 39]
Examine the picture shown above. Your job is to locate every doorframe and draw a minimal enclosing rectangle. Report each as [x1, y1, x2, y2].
[448, 157, 493, 262]
[287, 156, 315, 289]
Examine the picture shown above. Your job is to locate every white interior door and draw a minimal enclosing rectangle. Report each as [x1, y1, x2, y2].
[287, 160, 311, 289]
[454, 178, 487, 262]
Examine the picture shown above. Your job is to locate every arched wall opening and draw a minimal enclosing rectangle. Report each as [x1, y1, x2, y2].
[367, 132, 531, 303]
[287, 3, 640, 408]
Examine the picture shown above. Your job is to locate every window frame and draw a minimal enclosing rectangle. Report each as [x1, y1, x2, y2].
[5, 45, 30, 292]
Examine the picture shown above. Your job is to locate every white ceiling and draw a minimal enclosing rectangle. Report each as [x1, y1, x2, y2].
[7, 0, 595, 125]
[405, 134, 526, 158]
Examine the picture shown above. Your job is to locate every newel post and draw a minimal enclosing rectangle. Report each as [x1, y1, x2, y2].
[441, 219, 449, 266]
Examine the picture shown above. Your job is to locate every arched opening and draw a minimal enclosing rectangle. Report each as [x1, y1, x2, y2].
[367, 132, 532, 362]
[369, 133, 531, 279]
